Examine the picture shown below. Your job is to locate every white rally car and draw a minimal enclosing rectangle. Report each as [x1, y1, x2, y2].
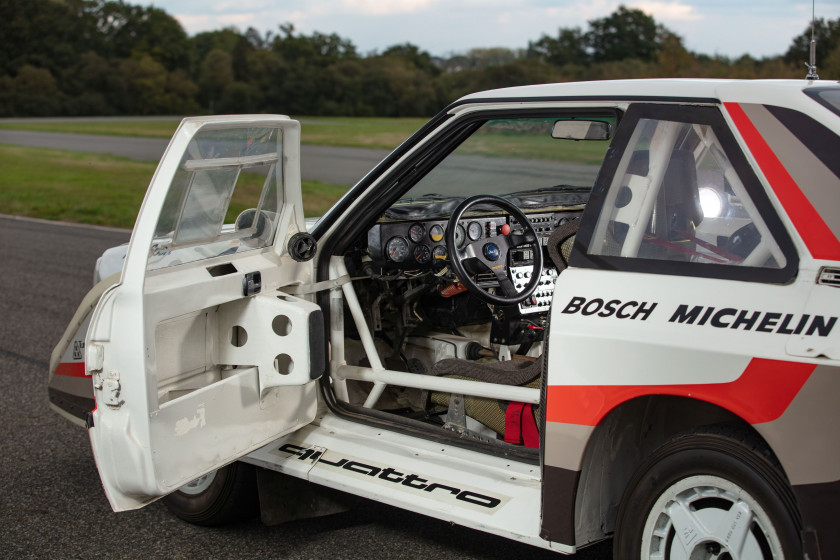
[49, 79, 840, 559]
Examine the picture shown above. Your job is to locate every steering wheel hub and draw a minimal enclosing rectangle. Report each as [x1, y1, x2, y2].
[445, 194, 543, 306]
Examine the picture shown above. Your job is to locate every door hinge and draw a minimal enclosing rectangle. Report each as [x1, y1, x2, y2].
[86, 343, 104, 373]
[98, 372, 123, 409]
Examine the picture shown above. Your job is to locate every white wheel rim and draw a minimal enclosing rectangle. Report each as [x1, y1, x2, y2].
[640, 475, 784, 560]
[178, 470, 217, 496]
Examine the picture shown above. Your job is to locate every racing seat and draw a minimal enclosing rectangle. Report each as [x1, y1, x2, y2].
[614, 149, 704, 261]
[428, 356, 543, 446]
[662, 149, 703, 239]
[645, 148, 704, 260]
[546, 216, 580, 272]
[427, 218, 580, 447]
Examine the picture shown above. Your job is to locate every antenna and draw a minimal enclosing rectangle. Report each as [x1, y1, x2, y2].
[805, 0, 819, 80]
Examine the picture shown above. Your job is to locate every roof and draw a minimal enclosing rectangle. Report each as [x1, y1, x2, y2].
[457, 79, 840, 109]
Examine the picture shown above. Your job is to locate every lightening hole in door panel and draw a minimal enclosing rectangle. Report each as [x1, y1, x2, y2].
[231, 325, 248, 347]
[272, 315, 292, 336]
[274, 354, 294, 375]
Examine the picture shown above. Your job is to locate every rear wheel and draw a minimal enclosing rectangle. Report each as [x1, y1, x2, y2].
[162, 462, 260, 526]
[614, 429, 801, 559]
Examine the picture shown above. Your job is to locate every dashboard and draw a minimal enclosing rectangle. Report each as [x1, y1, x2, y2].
[368, 211, 567, 269]
[367, 210, 580, 314]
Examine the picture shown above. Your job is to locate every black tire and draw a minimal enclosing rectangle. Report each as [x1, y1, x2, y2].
[614, 427, 802, 559]
[162, 462, 260, 526]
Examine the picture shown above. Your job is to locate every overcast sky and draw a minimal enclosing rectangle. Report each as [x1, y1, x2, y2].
[153, 1, 840, 60]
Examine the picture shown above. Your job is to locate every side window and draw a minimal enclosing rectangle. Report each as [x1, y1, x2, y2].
[587, 112, 787, 270]
[148, 126, 284, 270]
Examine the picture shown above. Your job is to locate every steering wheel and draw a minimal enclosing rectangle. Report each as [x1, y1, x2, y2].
[445, 195, 543, 306]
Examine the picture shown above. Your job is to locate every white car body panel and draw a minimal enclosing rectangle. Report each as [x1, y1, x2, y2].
[49, 80, 840, 557]
[245, 412, 572, 553]
[85, 115, 322, 510]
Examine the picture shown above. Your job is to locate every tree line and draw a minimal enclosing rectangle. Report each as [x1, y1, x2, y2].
[1, 0, 838, 118]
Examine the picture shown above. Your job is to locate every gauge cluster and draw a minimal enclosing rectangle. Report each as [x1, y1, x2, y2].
[367, 212, 569, 270]
[368, 216, 512, 269]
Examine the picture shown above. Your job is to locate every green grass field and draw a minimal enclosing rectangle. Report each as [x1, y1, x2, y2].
[0, 116, 608, 228]
[0, 119, 182, 139]
[0, 117, 427, 150]
[0, 144, 347, 228]
[0, 117, 609, 162]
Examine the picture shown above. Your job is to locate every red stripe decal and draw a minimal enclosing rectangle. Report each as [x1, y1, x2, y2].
[546, 358, 815, 427]
[55, 362, 88, 377]
[725, 102, 840, 261]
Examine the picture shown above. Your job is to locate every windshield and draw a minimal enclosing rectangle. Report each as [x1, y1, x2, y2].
[389, 115, 612, 220]
[402, 116, 611, 199]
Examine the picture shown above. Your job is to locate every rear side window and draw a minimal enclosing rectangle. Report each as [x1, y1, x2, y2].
[574, 104, 798, 283]
[805, 87, 840, 117]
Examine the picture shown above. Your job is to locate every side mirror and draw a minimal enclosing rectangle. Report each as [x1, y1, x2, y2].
[552, 120, 612, 141]
[234, 208, 270, 243]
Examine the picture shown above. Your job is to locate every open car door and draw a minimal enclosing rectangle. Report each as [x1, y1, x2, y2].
[86, 115, 324, 511]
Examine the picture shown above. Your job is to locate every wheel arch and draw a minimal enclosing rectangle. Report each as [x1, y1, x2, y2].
[571, 394, 790, 547]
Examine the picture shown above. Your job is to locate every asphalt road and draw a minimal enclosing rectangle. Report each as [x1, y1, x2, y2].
[0, 214, 613, 558]
[0, 128, 390, 187]
[0, 124, 601, 192]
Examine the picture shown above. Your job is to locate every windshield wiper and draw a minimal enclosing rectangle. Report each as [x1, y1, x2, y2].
[393, 193, 461, 204]
[505, 185, 590, 198]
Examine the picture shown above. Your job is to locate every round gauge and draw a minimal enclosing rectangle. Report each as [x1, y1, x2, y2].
[468, 221, 483, 241]
[429, 224, 444, 243]
[454, 224, 466, 248]
[386, 236, 410, 263]
[433, 245, 447, 261]
[413, 244, 432, 265]
[408, 222, 426, 243]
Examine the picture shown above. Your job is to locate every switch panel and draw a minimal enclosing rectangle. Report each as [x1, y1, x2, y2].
[511, 265, 558, 314]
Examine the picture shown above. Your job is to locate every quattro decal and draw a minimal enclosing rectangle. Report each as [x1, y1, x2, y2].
[562, 296, 836, 337]
[274, 443, 509, 512]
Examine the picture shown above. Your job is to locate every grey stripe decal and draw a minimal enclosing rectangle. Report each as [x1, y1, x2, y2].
[740, 103, 840, 246]
[543, 421, 594, 471]
[753, 365, 840, 485]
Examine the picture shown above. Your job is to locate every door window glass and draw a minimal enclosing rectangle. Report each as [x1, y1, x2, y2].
[587, 118, 786, 269]
[148, 126, 283, 270]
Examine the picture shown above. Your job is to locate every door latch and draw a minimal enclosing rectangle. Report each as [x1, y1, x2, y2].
[243, 271, 262, 297]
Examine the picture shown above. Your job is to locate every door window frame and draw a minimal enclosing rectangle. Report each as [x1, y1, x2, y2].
[571, 103, 799, 283]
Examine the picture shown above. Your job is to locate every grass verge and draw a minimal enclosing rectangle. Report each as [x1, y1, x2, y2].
[0, 116, 427, 150]
[0, 119, 181, 138]
[0, 144, 347, 228]
[0, 116, 610, 162]
[297, 117, 427, 149]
